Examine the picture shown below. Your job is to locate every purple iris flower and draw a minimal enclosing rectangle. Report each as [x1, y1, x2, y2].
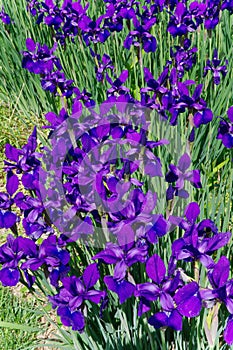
[80, 15, 110, 46]
[103, 1, 136, 33]
[177, 83, 213, 128]
[93, 226, 149, 304]
[200, 257, 233, 345]
[135, 254, 202, 330]
[217, 106, 233, 149]
[21, 235, 69, 287]
[4, 127, 41, 202]
[26, 0, 41, 16]
[92, 225, 148, 281]
[36, 0, 63, 28]
[165, 153, 201, 200]
[170, 39, 197, 79]
[90, 49, 114, 83]
[41, 70, 74, 97]
[0, 170, 20, 231]
[124, 17, 157, 53]
[0, 234, 37, 287]
[73, 87, 96, 108]
[203, 49, 228, 85]
[106, 70, 130, 98]
[0, 7, 11, 24]
[49, 263, 106, 331]
[22, 38, 62, 75]
[149, 282, 202, 330]
[204, 0, 220, 30]
[170, 202, 231, 268]
[222, 0, 233, 13]
[167, 2, 196, 37]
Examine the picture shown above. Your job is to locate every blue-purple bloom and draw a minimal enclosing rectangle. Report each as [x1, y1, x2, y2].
[0, 7, 11, 24]
[22, 38, 62, 74]
[49, 263, 106, 331]
[165, 153, 201, 200]
[203, 49, 228, 85]
[217, 106, 233, 148]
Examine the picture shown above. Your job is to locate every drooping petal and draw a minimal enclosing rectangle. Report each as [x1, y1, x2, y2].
[85, 290, 106, 304]
[3, 212, 17, 229]
[135, 282, 160, 301]
[149, 312, 168, 328]
[177, 296, 202, 318]
[0, 268, 20, 287]
[174, 282, 199, 305]
[168, 309, 183, 331]
[71, 311, 85, 332]
[104, 276, 135, 304]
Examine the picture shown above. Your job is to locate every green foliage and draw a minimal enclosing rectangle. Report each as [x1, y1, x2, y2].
[0, 286, 41, 350]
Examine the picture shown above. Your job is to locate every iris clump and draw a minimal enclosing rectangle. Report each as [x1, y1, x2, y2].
[0, 0, 233, 348]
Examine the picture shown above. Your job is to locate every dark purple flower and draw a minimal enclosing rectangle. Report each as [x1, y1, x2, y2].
[203, 49, 228, 85]
[22, 38, 62, 74]
[0, 7, 11, 24]
[92, 225, 148, 281]
[124, 17, 157, 53]
[170, 202, 231, 268]
[177, 83, 213, 127]
[217, 106, 233, 149]
[80, 15, 110, 46]
[0, 234, 37, 287]
[170, 39, 197, 79]
[21, 235, 69, 287]
[106, 70, 130, 97]
[204, 0, 220, 30]
[49, 263, 106, 331]
[4, 127, 41, 175]
[104, 275, 136, 304]
[90, 50, 114, 83]
[165, 153, 201, 199]
[135, 254, 201, 329]
[41, 70, 74, 97]
[167, 3, 197, 37]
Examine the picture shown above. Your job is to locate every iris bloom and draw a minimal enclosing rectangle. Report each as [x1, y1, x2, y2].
[217, 106, 233, 149]
[203, 49, 228, 85]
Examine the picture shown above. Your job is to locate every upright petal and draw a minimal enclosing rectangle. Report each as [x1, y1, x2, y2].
[83, 263, 100, 289]
[224, 316, 233, 345]
[212, 256, 230, 288]
[178, 153, 191, 172]
[146, 254, 166, 284]
[184, 202, 200, 223]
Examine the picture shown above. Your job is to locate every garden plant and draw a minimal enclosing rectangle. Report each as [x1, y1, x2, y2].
[0, 0, 233, 349]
